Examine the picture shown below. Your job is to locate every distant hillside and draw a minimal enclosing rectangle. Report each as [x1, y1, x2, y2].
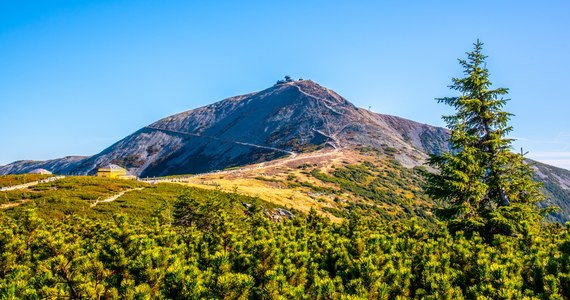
[0, 156, 85, 175]
[533, 160, 570, 223]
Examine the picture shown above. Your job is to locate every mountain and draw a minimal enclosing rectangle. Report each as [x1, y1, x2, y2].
[0, 80, 450, 177]
[1, 78, 569, 222]
[0, 156, 86, 175]
[533, 161, 570, 223]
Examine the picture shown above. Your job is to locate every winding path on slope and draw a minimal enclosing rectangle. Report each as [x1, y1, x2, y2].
[1, 186, 146, 210]
[0, 199, 30, 209]
[140, 148, 342, 184]
[146, 126, 297, 157]
[146, 84, 352, 158]
[0, 176, 65, 192]
[291, 84, 345, 116]
[1, 176, 66, 209]
[90, 187, 145, 208]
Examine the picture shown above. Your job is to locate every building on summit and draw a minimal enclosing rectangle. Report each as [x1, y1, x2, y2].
[96, 164, 136, 179]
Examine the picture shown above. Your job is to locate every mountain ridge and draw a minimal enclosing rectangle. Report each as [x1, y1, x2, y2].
[0, 80, 451, 176]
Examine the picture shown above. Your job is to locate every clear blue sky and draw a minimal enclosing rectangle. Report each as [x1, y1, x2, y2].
[1, 1, 569, 170]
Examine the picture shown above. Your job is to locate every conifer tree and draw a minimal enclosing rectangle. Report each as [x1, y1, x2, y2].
[426, 40, 545, 238]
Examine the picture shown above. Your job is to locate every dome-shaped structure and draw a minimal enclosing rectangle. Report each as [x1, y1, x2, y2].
[29, 168, 52, 175]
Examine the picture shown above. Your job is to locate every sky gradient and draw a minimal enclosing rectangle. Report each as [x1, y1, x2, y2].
[1, 1, 569, 170]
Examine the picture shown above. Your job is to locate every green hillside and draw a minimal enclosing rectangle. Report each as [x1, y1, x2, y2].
[1, 192, 569, 298]
[0, 173, 569, 298]
[306, 159, 433, 221]
[0, 176, 282, 225]
[0, 174, 52, 188]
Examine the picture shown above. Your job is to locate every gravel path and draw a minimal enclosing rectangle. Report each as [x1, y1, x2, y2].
[90, 187, 145, 208]
[0, 176, 65, 191]
[0, 199, 30, 209]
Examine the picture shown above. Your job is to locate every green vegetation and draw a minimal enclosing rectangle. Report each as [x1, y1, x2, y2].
[0, 174, 52, 188]
[427, 40, 546, 239]
[1, 199, 570, 299]
[254, 176, 281, 183]
[1, 176, 146, 219]
[308, 160, 432, 221]
[1, 158, 569, 299]
[0, 175, 278, 226]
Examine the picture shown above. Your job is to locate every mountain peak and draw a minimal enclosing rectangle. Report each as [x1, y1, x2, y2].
[270, 79, 348, 106]
[0, 80, 451, 176]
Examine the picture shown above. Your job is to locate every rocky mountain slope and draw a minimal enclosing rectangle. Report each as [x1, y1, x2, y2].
[533, 161, 570, 223]
[0, 80, 450, 177]
[0, 156, 86, 175]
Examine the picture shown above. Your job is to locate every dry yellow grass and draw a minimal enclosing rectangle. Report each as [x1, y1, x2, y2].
[170, 149, 364, 222]
[183, 177, 343, 222]
[158, 148, 429, 223]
